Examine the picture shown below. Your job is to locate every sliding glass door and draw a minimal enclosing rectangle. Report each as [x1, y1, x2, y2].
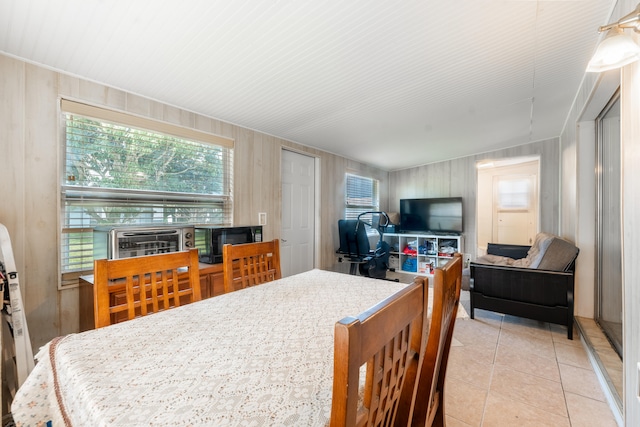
[596, 93, 623, 357]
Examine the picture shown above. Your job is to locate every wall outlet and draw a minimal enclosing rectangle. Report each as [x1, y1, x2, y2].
[258, 212, 267, 225]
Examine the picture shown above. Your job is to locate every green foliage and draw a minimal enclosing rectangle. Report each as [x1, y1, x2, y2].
[61, 114, 232, 272]
[65, 116, 225, 195]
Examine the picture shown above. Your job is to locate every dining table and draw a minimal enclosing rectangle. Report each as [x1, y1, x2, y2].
[10, 269, 408, 427]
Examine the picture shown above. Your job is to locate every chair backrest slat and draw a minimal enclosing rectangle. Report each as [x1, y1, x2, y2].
[222, 240, 281, 293]
[330, 276, 429, 427]
[93, 249, 201, 328]
[410, 253, 462, 427]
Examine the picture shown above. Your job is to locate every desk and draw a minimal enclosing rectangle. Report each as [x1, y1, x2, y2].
[12, 269, 406, 426]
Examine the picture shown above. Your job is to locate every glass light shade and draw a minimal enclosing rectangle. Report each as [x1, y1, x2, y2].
[587, 27, 640, 72]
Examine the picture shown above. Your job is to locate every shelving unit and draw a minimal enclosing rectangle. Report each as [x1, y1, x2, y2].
[383, 233, 463, 276]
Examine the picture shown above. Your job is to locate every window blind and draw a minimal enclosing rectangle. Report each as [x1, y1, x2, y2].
[60, 99, 234, 278]
[345, 173, 379, 225]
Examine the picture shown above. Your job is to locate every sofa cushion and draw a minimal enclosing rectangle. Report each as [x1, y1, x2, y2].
[475, 232, 555, 268]
[536, 237, 579, 271]
[527, 233, 556, 268]
[473, 233, 578, 271]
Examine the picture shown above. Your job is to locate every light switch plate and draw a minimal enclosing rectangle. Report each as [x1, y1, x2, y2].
[258, 212, 267, 225]
[464, 253, 471, 268]
[637, 362, 640, 402]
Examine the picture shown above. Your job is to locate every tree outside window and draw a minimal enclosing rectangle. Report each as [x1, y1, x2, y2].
[61, 106, 232, 282]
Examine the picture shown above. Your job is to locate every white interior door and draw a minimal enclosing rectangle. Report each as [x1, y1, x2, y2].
[281, 150, 315, 277]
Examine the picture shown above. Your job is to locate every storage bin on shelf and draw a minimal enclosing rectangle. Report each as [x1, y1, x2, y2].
[402, 256, 418, 272]
[401, 240, 418, 272]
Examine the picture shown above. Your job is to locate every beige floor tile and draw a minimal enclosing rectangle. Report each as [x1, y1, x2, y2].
[449, 341, 497, 366]
[554, 341, 592, 369]
[575, 317, 601, 336]
[469, 308, 505, 327]
[500, 315, 552, 341]
[445, 414, 474, 427]
[558, 363, 606, 402]
[550, 323, 578, 343]
[599, 351, 623, 373]
[494, 344, 560, 382]
[446, 310, 616, 427]
[482, 393, 570, 427]
[444, 376, 488, 427]
[489, 365, 567, 417]
[453, 317, 501, 347]
[576, 317, 623, 403]
[564, 392, 618, 427]
[497, 328, 556, 360]
[448, 346, 494, 390]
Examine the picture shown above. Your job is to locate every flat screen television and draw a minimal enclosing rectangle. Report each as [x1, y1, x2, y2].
[399, 197, 463, 234]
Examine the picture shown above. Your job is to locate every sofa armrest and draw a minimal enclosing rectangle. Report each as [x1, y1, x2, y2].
[469, 262, 574, 307]
[486, 243, 530, 259]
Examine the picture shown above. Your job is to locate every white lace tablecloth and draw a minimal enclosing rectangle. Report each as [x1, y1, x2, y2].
[11, 269, 407, 427]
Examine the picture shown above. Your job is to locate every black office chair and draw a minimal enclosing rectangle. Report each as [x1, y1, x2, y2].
[337, 212, 391, 279]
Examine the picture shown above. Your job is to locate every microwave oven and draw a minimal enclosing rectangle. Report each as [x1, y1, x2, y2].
[195, 225, 263, 264]
[93, 225, 195, 260]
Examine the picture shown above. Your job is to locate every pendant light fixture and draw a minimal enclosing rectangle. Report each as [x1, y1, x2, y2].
[587, 3, 640, 72]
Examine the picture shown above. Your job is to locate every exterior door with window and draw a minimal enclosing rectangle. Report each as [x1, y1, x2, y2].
[493, 174, 538, 245]
[476, 158, 539, 253]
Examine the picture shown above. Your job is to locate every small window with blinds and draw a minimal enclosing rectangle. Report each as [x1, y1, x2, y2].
[345, 173, 379, 228]
[60, 99, 234, 283]
[497, 178, 531, 210]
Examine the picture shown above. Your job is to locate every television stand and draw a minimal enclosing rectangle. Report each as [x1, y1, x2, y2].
[382, 232, 463, 276]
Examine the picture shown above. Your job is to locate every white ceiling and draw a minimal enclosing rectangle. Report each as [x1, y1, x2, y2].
[0, 0, 615, 171]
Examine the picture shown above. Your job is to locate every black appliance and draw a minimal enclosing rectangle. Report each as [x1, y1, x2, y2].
[399, 197, 463, 234]
[195, 225, 263, 264]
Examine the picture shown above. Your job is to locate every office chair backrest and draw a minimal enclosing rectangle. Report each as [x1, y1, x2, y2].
[337, 219, 370, 258]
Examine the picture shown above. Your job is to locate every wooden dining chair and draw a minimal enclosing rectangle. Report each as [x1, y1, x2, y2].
[410, 253, 462, 427]
[93, 248, 201, 328]
[222, 239, 282, 293]
[330, 276, 429, 427]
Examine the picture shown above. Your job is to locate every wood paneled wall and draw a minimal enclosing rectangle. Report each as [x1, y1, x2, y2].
[0, 54, 389, 349]
[389, 138, 561, 261]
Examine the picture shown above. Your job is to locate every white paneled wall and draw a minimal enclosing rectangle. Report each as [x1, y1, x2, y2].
[0, 53, 389, 349]
[389, 138, 561, 262]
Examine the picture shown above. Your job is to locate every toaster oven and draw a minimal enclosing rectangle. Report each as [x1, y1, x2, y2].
[93, 225, 195, 260]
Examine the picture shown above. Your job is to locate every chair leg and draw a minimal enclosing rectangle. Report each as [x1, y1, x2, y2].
[431, 394, 446, 427]
[349, 263, 358, 275]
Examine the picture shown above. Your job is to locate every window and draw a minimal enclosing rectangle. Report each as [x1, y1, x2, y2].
[345, 173, 379, 226]
[61, 100, 233, 284]
[497, 178, 531, 210]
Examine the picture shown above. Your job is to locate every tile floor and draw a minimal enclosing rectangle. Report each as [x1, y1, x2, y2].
[445, 291, 620, 427]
